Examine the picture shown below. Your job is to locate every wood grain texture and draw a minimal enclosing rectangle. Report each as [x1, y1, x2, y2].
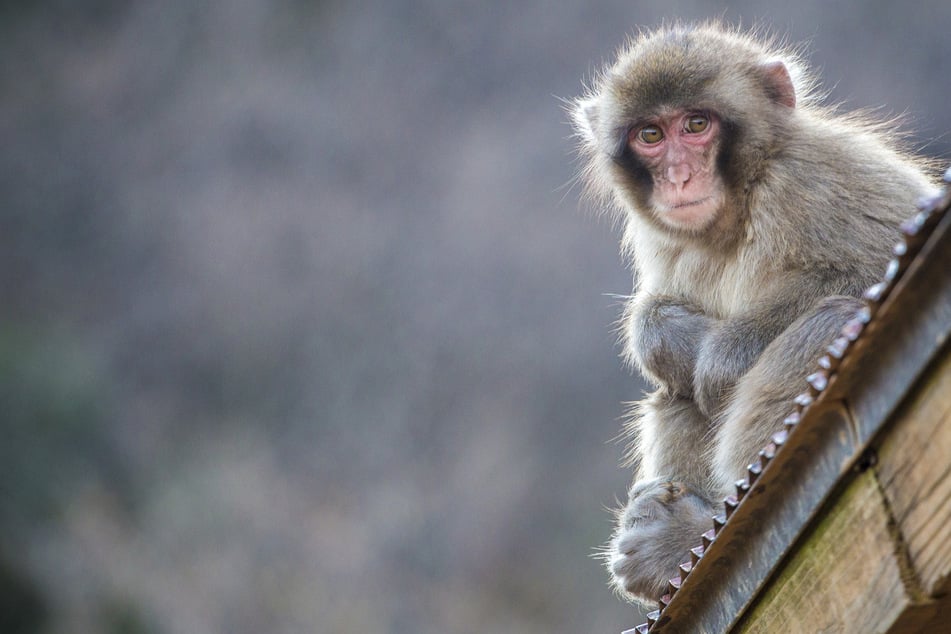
[735, 471, 910, 634]
[876, 344, 951, 597]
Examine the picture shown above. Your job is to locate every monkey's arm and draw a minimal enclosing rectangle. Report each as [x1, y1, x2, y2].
[629, 295, 716, 397]
[693, 292, 818, 417]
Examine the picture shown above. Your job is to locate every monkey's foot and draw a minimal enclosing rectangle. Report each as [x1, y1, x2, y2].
[608, 479, 714, 604]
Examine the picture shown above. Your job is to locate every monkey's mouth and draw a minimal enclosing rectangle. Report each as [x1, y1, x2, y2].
[653, 194, 722, 231]
[670, 197, 712, 209]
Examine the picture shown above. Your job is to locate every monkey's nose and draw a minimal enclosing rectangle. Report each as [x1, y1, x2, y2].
[666, 164, 691, 188]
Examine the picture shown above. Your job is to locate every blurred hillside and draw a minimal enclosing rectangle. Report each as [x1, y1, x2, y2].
[1, 1, 948, 633]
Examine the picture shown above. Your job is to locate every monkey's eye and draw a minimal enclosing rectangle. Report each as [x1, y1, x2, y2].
[637, 125, 664, 144]
[685, 115, 709, 134]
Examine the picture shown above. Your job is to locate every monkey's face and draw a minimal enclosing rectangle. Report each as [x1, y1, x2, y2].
[574, 24, 803, 242]
[625, 109, 724, 232]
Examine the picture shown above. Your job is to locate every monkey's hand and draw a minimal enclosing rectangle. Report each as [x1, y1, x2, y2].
[694, 330, 756, 418]
[693, 308, 788, 418]
[608, 478, 715, 604]
[628, 296, 715, 397]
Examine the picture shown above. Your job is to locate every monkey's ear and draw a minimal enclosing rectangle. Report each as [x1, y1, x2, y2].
[573, 96, 601, 144]
[761, 61, 796, 109]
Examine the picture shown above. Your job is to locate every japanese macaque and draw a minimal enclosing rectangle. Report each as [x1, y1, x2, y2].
[572, 23, 937, 603]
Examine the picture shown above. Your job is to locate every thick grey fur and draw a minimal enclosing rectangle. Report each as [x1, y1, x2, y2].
[572, 22, 938, 603]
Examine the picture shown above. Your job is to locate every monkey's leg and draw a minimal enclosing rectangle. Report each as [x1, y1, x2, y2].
[627, 390, 714, 486]
[610, 392, 716, 603]
[711, 295, 864, 489]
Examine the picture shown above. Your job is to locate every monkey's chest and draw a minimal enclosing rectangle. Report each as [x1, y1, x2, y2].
[647, 251, 763, 318]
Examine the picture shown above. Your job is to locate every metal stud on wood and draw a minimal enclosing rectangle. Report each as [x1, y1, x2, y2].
[678, 561, 692, 578]
[666, 575, 682, 596]
[783, 411, 801, 428]
[793, 392, 814, 408]
[827, 336, 850, 359]
[884, 257, 901, 282]
[747, 459, 763, 485]
[806, 370, 829, 393]
[724, 495, 739, 519]
[771, 429, 788, 447]
[893, 240, 908, 257]
[690, 545, 704, 567]
[712, 513, 727, 534]
[735, 478, 750, 499]
[863, 281, 888, 303]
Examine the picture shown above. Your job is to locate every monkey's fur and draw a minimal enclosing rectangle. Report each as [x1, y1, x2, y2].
[572, 23, 937, 603]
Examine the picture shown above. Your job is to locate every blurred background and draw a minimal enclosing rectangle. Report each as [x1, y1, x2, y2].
[1, 1, 948, 633]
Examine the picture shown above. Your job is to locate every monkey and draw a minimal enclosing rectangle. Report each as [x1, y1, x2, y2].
[571, 22, 938, 604]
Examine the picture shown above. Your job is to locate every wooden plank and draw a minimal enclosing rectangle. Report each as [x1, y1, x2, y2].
[882, 598, 951, 634]
[875, 344, 951, 596]
[734, 471, 910, 634]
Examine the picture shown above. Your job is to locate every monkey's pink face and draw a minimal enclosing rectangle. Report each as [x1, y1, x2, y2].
[628, 111, 724, 231]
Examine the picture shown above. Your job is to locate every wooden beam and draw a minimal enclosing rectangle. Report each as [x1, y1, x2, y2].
[876, 348, 951, 597]
[734, 470, 913, 633]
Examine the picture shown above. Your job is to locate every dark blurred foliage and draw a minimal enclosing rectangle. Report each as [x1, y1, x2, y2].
[0, 556, 47, 634]
[0, 1, 948, 633]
